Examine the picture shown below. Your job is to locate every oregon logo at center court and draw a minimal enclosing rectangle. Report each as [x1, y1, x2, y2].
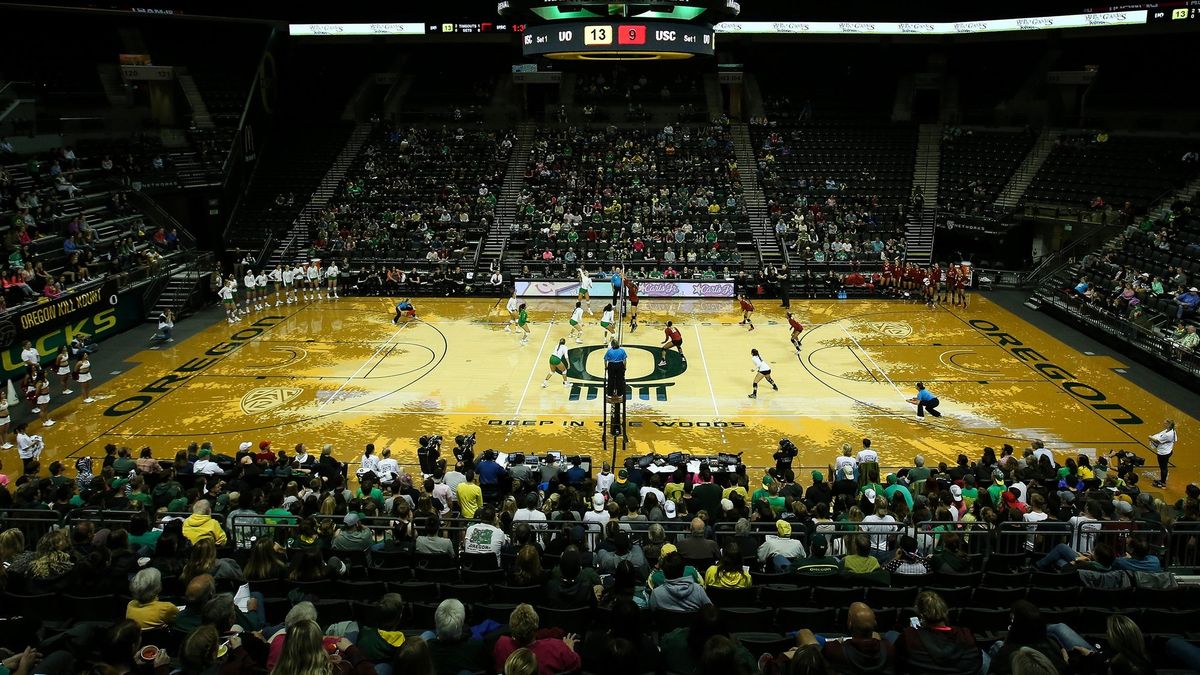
[565, 344, 687, 402]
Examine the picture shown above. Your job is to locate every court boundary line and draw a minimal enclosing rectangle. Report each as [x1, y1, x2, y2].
[691, 324, 728, 446]
[506, 319, 555, 441]
[317, 319, 413, 411]
[840, 324, 908, 403]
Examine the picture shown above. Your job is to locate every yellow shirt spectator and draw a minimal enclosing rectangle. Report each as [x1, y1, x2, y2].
[457, 481, 483, 519]
[704, 565, 752, 589]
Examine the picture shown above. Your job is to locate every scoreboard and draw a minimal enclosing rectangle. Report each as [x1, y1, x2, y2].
[522, 20, 715, 58]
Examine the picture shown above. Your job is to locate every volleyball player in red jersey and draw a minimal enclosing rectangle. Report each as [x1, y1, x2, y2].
[787, 312, 804, 354]
[955, 265, 969, 308]
[738, 294, 755, 331]
[881, 259, 894, 296]
[659, 320, 685, 366]
[626, 278, 640, 332]
[946, 265, 959, 306]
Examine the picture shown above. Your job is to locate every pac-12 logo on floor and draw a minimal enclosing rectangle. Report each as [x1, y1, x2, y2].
[564, 344, 686, 402]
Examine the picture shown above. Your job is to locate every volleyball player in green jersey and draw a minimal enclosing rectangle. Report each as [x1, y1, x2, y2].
[516, 303, 530, 344]
[542, 338, 570, 388]
[568, 302, 585, 343]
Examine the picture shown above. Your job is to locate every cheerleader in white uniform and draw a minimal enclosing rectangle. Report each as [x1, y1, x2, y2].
[0, 389, 12, 449]
[76, 352, 94, 403]
[34, 370, 54, 426]
[55, 345, 73, 395]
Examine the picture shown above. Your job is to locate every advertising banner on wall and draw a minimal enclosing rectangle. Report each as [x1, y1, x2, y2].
[516, 279, 735, 298]
[0, 280, 145, 378]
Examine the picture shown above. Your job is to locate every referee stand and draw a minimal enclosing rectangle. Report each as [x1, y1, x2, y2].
[603, 280, 628, 466]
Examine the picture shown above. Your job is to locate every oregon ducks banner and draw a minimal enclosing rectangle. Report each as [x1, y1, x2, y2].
[0, 280, 144, 378]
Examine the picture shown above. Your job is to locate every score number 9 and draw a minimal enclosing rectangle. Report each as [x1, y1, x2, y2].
[584, 25, 613, 45]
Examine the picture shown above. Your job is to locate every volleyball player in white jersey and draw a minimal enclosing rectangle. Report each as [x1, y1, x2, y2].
[600, 304, 615, 341]
[542, 338, 571, 388]
[748, 348, 779, 399]
[578, 268, 594, 315]
[243, 269, 257, 312]
[219, 278, 238, 323]
[0, 387, 11, 449]
[568, 302, 585, 343]
[505, 290, 520, 332]
[289, 264, 303, 303]
[306, 261, 321, 300]
[255, 270, 268, 310]
[325, 260, 340, 299]
[268, 265, 283, 306]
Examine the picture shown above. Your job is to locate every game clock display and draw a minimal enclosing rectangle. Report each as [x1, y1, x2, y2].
[523, 21, 715, 58]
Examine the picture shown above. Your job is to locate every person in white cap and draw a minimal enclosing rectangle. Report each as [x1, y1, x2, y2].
[662, 500, 678, 521]
[1150, 419, 1177, 488]
[582, 493, 609, 548]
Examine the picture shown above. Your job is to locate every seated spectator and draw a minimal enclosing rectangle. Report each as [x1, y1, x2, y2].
[510, 544, 551, 586]
[276, 619, 375, 675]
[1112, 536, 1161, 572]
[463, 506, 508, 562]
[425, 599, 486, 675]
[790, 533, 841, 576]
[988, 600, 1067, 675]
[493, 604, 582, 675]
[806, 602, 895, 674]
[883, 535, 931, 576]
[893, 590, 984, 674]
[842, 534, 882, 575]
[333, 512, 375, 551]
[1046, 614, 1153, 674]
[125, 567, 178, 629]
[659, 604, 757, 675]
[757, 519, 806, 571]
[181, 537, 243, 586]
[345, 592, 407, 663]
[544, 548, 600, 608]
[648, 551, 711, 612]
[415, 514, 455, 557]
[596, 530, 647, 578]
[703, 542, 751, 588]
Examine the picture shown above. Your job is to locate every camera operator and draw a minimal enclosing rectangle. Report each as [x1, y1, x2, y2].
[417, 435, 441, 475]
[774, 438, 798, 474]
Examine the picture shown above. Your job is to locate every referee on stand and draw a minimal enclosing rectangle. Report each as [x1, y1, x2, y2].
[604, 339, 628, 404]
[909, 382, 942, 418]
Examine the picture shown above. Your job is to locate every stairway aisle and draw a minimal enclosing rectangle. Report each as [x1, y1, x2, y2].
[994, 128, 1057, 209]
[266, 122, 373, 268]
[730, 122, 774, 271]
[905, 123, 941, 265]
[479, 121, 536, 273]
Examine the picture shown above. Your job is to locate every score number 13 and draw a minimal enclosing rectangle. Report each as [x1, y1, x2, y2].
[584, 25, 613, 45]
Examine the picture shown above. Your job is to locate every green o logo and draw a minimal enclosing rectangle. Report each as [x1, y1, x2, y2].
[565, 344, 687, 383]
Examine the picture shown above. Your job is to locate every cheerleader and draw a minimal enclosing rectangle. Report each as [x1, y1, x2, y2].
[268, 265, 283, 307]
[748, 348, 778, 399]
[542, 338, 570, 388]
[34, 370, 54, 426]
[599, 304, 615, 341]
[55, 345, 73, 394]
[75, 351, 94, 403]
[0, 388, 12, 449]
[738, 294, 755, 331]
[325, 260, 340, 299]
[568, 302, 585, 343]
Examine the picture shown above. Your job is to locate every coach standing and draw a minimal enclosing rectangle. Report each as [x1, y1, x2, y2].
[1150, 419, 1177, 488]
[909, 382, 942, 419]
